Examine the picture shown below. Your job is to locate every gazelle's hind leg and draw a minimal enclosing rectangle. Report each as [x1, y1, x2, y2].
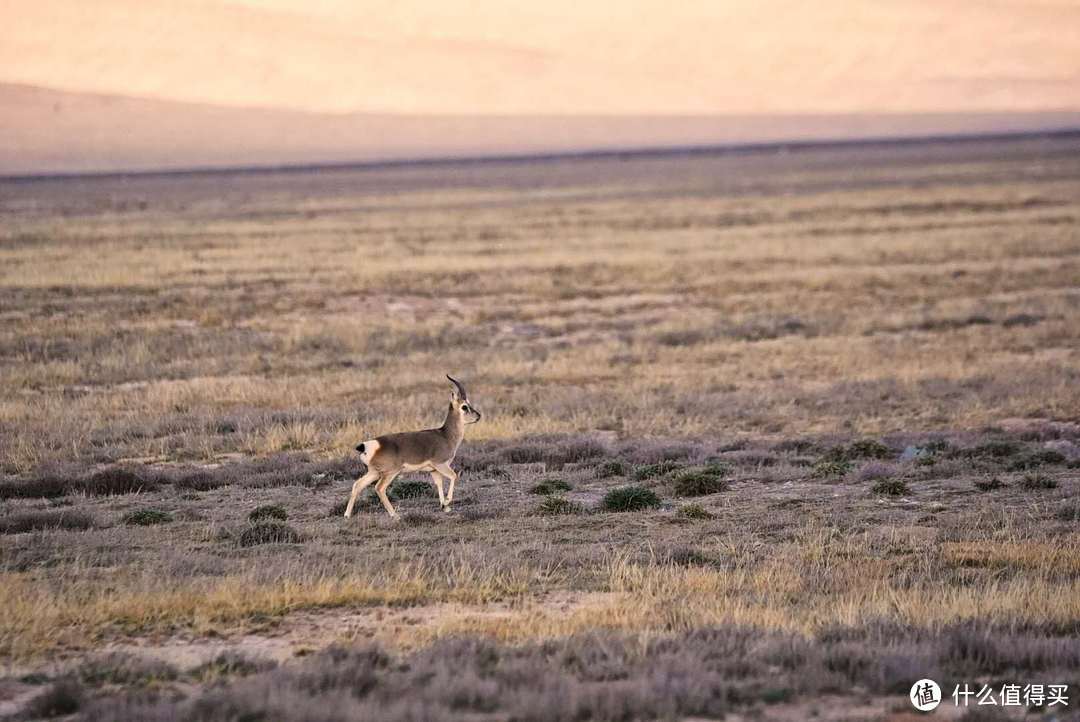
[433, 462, 458, 511]
[375, 471, 401, 519]
[344, 469, 379, 518]
[429, 471, 447, 510]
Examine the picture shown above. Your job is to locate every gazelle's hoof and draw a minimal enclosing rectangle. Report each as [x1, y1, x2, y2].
[343, 511, 352, 519]
[442, 504, 452, 513]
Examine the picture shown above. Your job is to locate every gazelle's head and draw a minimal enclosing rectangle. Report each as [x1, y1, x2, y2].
[447, 374, 481, 424]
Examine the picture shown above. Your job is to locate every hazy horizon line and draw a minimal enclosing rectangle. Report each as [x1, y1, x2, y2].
[6, 125, 1079, 183]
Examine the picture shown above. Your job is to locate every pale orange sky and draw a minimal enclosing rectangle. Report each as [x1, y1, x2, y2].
[2, 0, 1079, 115]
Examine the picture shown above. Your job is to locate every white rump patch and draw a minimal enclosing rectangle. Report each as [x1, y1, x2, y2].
[358, 439, 380, 465]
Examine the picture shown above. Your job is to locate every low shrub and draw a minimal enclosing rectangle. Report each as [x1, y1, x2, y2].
[26, 678, 83, 718]
[122, 509, 173, 526]
[0, 510, 95, 534]
[672, 467, 729, 497]
[191, 653, 276, 683]
[974, 478, 1005, 492]
[537, 496, 581, 516]
[81, 467, 159, 496]
[238, 522, 306, 546]
[1020, 473, 1057, 490]
[678, 504, 713, 520]
[871, 479, 910, 496]
[602, 485, 661, 512]
[1007, 450, 1066, 472]
[392, 480, 435, 499]
[530, 479, 572, 495]
[812, 459, 852, 478]
[248, 505, 288, 523]
[847, 439, 893, 460]
[595, 460, 627, 478]
[79, 653, 178, 686]
[632, 461, 681, 480]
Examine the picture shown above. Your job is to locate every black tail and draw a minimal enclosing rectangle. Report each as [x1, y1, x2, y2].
[355, 443, 365, 455]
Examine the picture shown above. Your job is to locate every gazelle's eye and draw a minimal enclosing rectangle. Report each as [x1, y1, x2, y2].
[462, 405, 470, 413]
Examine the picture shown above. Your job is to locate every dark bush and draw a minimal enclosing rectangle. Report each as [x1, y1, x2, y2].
[537, 496, 581, 515]
[1007, 450, 1066, 472]
[26, 678, 83, 717]
[392, 480, 434, 499]
[79, 653, 178, 686]
[812, 459, 852, 478]
[0, 474, 70, 500]
[173, 469, 228, 491]
[974, 477, 1005, 492]
[122, 509, 173, 526]
[238, 522, 306, 546]
[1020, 473, 1057, 490]
[632, 460, 681, 480]
[871, 478, 910, 496]
[846, 439, 892, 460]
[81, 466, 159, 496]
[672, 467, 729, 497]
[192, 653, 276, 683]
[678, 504, 713, 520]
[530, 479, 572, 495]
[0, 510, 95, 534]
[602, 485, 661, 512]
[595, 460, 627, 478]
[248, 505, 288, 523]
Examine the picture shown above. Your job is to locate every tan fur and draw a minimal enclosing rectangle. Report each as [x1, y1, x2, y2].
[344, 375, 480, 519]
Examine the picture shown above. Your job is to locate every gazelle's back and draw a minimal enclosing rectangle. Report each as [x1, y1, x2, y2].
[371, 429, 453, 470]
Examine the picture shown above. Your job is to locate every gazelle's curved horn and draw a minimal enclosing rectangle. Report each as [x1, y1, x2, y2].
[447, 374, 467, 399]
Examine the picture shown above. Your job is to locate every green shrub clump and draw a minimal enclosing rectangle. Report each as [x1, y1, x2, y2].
[530, 479, 573, 495]
[602, 485, 661, 512]
[238, 522, 306, 546]
[248, 505, 287, 523]
[122, 509, 173, 526]
[672, 466, 730, 497]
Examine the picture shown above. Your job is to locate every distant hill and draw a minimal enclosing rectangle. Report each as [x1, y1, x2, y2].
[3, 83, 1079, 176]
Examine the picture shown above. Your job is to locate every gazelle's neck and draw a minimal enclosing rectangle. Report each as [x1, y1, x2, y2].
[441, 402, 464, 448]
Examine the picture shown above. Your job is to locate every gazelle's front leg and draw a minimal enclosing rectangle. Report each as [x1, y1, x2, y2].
[434, 462, 458, 511]
[375, 472, 400, 519]
[429, 471, 447, 510]
[344, 469, 379, 518]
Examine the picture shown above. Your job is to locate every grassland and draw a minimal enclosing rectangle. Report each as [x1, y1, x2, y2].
[1, 136, 1079, 720]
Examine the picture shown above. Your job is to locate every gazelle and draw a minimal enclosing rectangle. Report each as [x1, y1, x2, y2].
[344, 375, 481, 519]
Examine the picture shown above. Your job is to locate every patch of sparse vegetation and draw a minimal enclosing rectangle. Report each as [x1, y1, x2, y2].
[672, 466, 729, 497]
[78, 653, 178, 687]
[26, 678, 83, 718]
[248, 504, 288, 523]
[974, 477, 1006, 492]
[846, 439, 893, 460]
[80, 466, 160, 496]
[529, 478, 572, 495]
[632, 460, 681, 480]
[602, 485, 661, 512]
[1007, 449, 1067, 472]
[191, 653, 276, 683]
[677, 504, 713, 520]
[1020, 473, 1057, 490]
[392, 480, 435, 499]
[595, 459, 627, 478]
[0, 510, 95, 534]
[238, 522, 306, 547]
[871, 478, 910, 496]
[536, 496, 581, 516]
[122, 509, 173, 526]
[812, 459, 853, 478]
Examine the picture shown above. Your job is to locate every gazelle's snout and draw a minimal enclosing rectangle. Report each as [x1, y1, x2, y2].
[463, 403, 482, 424]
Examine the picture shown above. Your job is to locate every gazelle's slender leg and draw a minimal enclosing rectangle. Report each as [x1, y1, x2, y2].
[344, 469, 379, 518]
[375, 471, 401, 519]
[429, 471, 447, 510]
[434, 462, 458, 511]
